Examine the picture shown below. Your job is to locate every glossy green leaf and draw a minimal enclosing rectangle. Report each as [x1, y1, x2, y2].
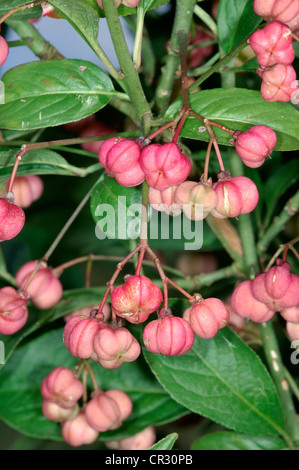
[0, 60, 115, 130]
[191, 432, 286, 450]
[0, 148, 88, 179]
[165, 89, 299, 151]
[0, 0, 42, 18]
[263, 161, 299, 228]
[143, 327, 285, 435]
[90, 176, 142, 241]
[0, 327, 187, 440]
[149, 433, 178, 450]
[218, 0, 261, 53]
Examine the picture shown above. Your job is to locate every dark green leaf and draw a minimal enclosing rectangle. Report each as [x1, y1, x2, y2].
[191, 431, 286, 450]
[143, 327, 285, 435]
[165, 89, 299, 151]
[149, 433, 178, 450]
[90, 176, 142, 241]
[0, 148, 87, 179]
[0, 60, 115, 130]
[96, 0, 171, 17]
[218, 0, 261, 53]
[0, 1, 42, 19]
[263, 161, 299, 228]
[0, 327, 187, 440]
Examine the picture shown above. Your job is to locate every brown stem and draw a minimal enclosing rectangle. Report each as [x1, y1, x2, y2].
[83, 361, 98, 392]
[172, 110, 190, 144]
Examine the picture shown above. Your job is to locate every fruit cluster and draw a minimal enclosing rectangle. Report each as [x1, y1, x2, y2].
[40, 366, 133, 447]
[250, 0, 299, 102]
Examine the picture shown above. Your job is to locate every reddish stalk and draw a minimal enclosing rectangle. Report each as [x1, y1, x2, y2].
[203, 138, 213, 182]
[166, 277, 195, 301]
[146, 246, 169, 310]
[189, 109, 234, 135]
[204, 119, 226, 172]
[7, 147, 27, 193]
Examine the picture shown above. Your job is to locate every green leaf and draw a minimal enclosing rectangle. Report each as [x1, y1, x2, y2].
[0, 0, 42, 19]
[149, 433, 178, 450]
[0, 327, 187, 440]
[165, 89, 299, 151]
[142, 0, 171, 12]
[96, 0, 171, 17]
[191, 432, 286, 450]
[48, 0, 99, 47]
[0, 60, 115, 130]
[218, 0, 261, 53]
[263, 161, 299, 228]
[90, 176, 142, 241]
[0, 148, 87, 179]
[143, 327, 285, 435]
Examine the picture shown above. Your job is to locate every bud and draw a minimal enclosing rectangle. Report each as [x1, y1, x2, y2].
[41, 367, 84, 409]
[0, 286, 28, 335]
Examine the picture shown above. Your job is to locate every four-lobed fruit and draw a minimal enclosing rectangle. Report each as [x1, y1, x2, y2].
[233, 125, 277, 168]
[253, 0, 299, 30]
[0, 286, 28, 335]
[259, 64, 298, 102]
[42, 400, 79, 423]
[231, 280, 276, 323]
[6, 175, 44, 209]
[0, 197, 25, 242]
[174, 180, 218, 220]
[106, 426, 156, 450]
[15, 261, 63, 310]
[80, 121, 115, 154]
[41, 367, 84, 409]
[62, 412, 99, 447]
[183, 298, 229, 339]
[148, 185, 182, 216]
[111, 275, 163, 324]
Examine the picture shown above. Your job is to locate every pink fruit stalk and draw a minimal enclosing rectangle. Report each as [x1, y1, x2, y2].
[106, 426, 156, 450]
[143, 308, 194, 356]
[0, 197, 25, 242]
[249, 21, 294, 67]
[260, 64, 298, 102]
[80, 121, 115, 154]
[93, 325, 141, 368]
[140, 143, 191, 190]
[85, 389, 132, 432]
[6, 175, 44, 209]
[174, 180, 218, 220]
[0, 286, 28, 335]
[231, 280, 275, 322]
[233, 125, 277, 168]
[15, 261, 63, 310]
[62, 412, 99, 447]
[63, 315, 108, 359]
[148, 186, 182, 216]
[111, 275, 163, 323]
[211, 179, 243, 218]
[253, 0, 299, 29]
[42, 400, 79, 423]
[183, 298, 229, 339]
[0, 36, 9, 66]
[41, 367, 84, 409]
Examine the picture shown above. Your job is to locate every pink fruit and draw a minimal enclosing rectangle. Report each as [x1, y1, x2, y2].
[41, 367, 84, 409]
[249, 21, 294, 67]
[63, 315, 108, 359]
[85, 389, 132, 432]
[93, 325, 141, 368]
[98, 136, 125, 170]
[174, 180, 218, 220]
[0, 197, 25, 241]
[280, 306, 299, 323]
[253, 0, 299, 28]
[111, 275, 163, 324]
[0, 286, 28, 335]
[230, 176, 259, 214]
[148, 185, 181, 216]
[231, 280, 275, 322]
[80, 121, 115, 154]
[114, 161, 145, 187]
[0, 36, 9, 66]
[122, 0, 140, 6]
[211, 179, 243, 218]
[286, 321, 299, 341]
[140, 143, 191, 191]
[264, 260, 291, 299]
[260, 64, 298, 102]
[42, 400, 79, 422]
[183, 298, 229, 339]
[15, 261, 63, 310]
[234, 125, 277, 168]
[6, 175, 44, 209]
[64, 114, 96, 133]
[143, 308, 194, 356]
[106, 426, 156, 450]
[63, 303, 110, 323]
[62, 412, 99, 447]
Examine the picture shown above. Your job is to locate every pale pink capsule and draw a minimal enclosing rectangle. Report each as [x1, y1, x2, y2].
[63, 315, 108, 359]
[286, 321, 299, 341]
[106, 426, 156, 450]
[0, 197, 25, 242]
[7, 175, 44, 209]
[264, 261, 292, 299]
[148, 186, 181, 216]
[183, 298, 229, 339]
[174, 181, 218, 220]
[85, 389, 132, 432]
[280, 306, 299, 323]
[231, 280, 275, 322]
[42, 400, 79, 422]
[230, 176, 259, 214]
[41, 367, 84, 409]
[62, 412, 99, 447]
[211, 180, 243, 218]
[253, 0, 299, 26]
[93, 326, 141, 368]
[234, 125, 277, 168]
[0, 286, 28, 335]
